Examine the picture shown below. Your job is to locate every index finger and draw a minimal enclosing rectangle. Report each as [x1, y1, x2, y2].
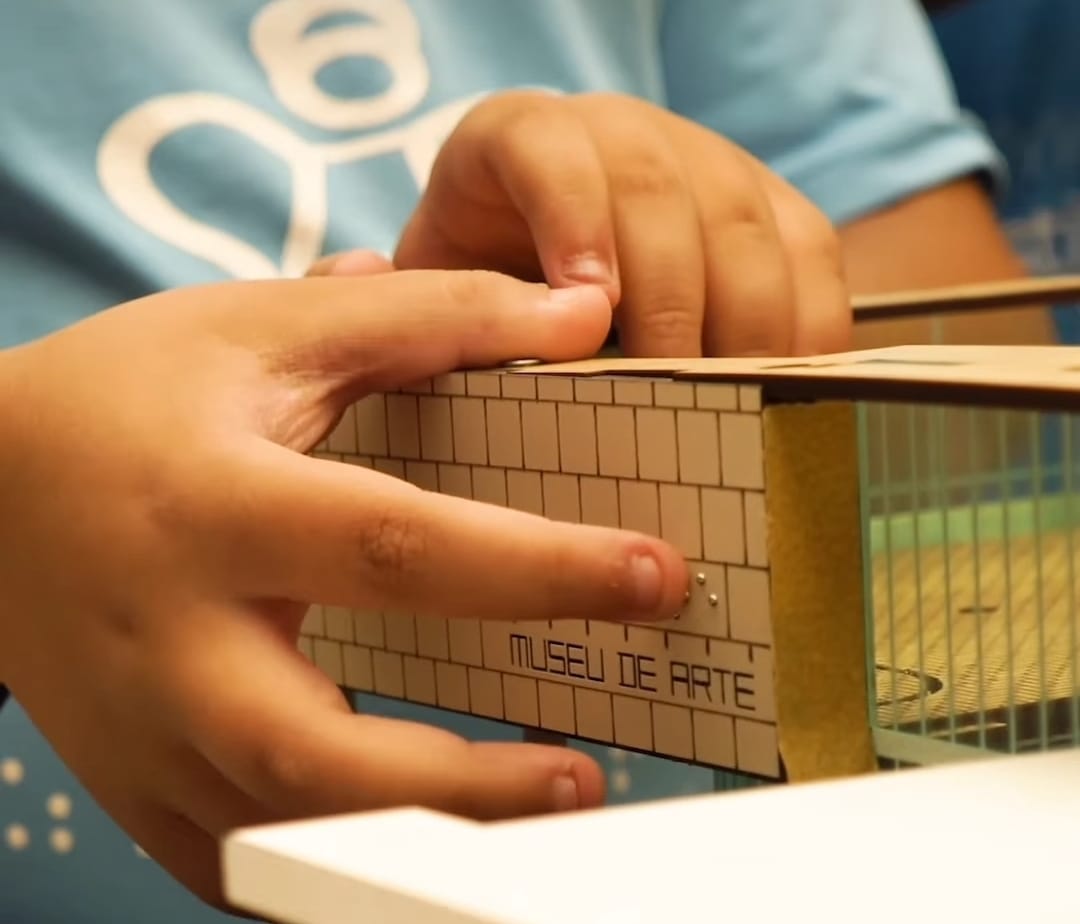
[206, 270, 615, 395]
[210, 444, 689, 624]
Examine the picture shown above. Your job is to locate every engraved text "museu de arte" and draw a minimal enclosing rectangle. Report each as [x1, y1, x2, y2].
[508, 634, 757, 712]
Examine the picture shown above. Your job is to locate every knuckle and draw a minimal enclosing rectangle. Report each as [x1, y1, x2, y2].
[477, 92, 562, 146]
[700, 192, 773, 242]
[783, 203, 844, 271]
[607, 149, 685, 200]
[253, 740, 316, 800]
[624, 299, 701, 351]
[440, 268, 508, 309]
[353, 506, 429, 583]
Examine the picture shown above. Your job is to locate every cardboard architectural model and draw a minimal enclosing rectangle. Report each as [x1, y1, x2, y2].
[297, 335, 1080, 784]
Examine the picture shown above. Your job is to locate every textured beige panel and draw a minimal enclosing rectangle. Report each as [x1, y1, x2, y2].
[763, 401, 875, 782]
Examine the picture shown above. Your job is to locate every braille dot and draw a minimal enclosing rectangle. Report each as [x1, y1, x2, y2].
[695, 573, 706, 585]
[46, 793, 72, 820]
[0, 759, 24, 786]
[5, 824, 29, 851]
[708, 593, 719, 607]
[49, 828, 74, 854]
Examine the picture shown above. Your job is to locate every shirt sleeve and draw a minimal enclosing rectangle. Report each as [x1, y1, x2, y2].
[659, 0, 1006, 224]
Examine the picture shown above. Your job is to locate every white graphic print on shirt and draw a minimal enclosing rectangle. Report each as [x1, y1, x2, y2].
[96, 0, 485, 279]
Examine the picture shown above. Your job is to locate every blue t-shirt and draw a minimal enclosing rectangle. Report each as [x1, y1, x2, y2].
[0, 0, 999, 351]
[0, 4, 1007, 921]
[932, 0, 1080, 340]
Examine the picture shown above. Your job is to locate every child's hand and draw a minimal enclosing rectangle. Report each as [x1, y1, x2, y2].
[394, 90, 850, 358]
[0, 270, 687, 907]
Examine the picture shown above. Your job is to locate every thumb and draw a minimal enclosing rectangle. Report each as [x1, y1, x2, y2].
[219, 271, 613, 396]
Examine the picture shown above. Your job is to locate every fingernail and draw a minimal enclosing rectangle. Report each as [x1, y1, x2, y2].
[630, 553, 663, 612]
[563, 255, 614, 286]
[328, 249, 394, 276]
[545, 284, 607, 306]
[551, 775, 579, 812]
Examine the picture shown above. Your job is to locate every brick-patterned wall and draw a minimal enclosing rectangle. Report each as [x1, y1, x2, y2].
[299, 369, 781, 778]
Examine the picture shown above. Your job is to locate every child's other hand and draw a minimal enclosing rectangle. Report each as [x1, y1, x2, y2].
[0, 270, 687, 908]
[395, 90, 851, 358]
